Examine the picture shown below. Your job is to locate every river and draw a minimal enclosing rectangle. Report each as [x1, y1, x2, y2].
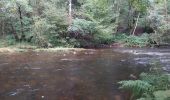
[0, 48, 169, 100]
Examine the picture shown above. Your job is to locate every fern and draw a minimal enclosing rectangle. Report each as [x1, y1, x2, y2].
[154, 90, 170, 100]
[137, 90, 170, 100]
[118, 80, 153, 99]
[140, 73, 170, 91]
[119, 73, 170, 100]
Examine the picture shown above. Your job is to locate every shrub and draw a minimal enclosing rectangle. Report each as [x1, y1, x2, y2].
[125, 34, 150, 47]
[69, 18, 114, 47]
[93, 25, 114, 44]
[5, 35, 17, 45]
[31, 17, 52, 47]
[113, 33, 150, 47]
[69, 18, 97, 36]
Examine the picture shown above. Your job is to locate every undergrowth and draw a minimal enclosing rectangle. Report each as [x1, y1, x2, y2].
[118, 61, 170, 100]
[113, 33, 150, 47]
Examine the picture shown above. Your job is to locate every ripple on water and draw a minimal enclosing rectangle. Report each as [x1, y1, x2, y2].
[1, 49, 169, 100]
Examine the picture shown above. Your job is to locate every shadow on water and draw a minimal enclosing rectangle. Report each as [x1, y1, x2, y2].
[0, 49, 149, 100]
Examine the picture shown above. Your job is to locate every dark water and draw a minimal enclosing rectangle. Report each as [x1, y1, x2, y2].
[0, 48, 167, 100]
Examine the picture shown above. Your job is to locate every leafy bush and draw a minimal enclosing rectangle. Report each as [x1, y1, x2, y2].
[93, 25, 114, 44]
[31, 18, 52, 47]
[113, 33, 150, 47]
[31, 2, 69, 47]
[5, 35, 17, 45]
[113, 34, 128, 42]
[125, 34, 150, 47]
[69, 18, 114, 47]
[32, 15, 68, 47]
[69, 18, 97, 36]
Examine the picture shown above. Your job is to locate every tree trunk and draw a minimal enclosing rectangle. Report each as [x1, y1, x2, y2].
[114, 0, 121, 32]
[18, 5, 26, 41]
[68, 0, 72, 25]
[0, 20, 5, 38]
[132, 13, 140, 35]
[127, 0, 132, 29]
[164, 0, 168, 19]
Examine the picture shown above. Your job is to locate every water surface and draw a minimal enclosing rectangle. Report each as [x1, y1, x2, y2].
[0, 48, 166, 100]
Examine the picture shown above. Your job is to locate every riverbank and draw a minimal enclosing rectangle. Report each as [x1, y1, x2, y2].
[0, 41, 125, 53]
[0, 42, 167, 54]
[0, 47, 90, 53]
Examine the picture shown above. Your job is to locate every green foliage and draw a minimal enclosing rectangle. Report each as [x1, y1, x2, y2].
[69, 18, 97, 36]
[93, 25, 114, 44]
[0, 39, 9, 47]
[130, 0, 150, 12]
[119, 61, 170, 100]
[137, 90, 170, 100]
[155, 23, 170, 43]
[31, 17, 51, 47]
[69, 18, 114, 46]
[126, 34, 150, 47]
[113, 34, 128, 42]
[119, 73, 170, 99]
[153, 90, 170, 100]
[30, 0, 69, 47]
[5, 35, 17, 45]
[140, 73, 170, 91]
[81, 0, 117, 28]
[1, 0, 170, 48]
[113, 33, 150, 47]
[119, 80, 153, 98]
[71, 0, 116, 46]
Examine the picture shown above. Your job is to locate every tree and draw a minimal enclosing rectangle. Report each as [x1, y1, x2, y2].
[69, 0, 72, 25]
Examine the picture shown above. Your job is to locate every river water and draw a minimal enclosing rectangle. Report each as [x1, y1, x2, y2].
[0, 48, 169, 100]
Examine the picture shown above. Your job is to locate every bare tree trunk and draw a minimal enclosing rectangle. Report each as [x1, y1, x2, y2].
[115, 0, 121, 32]
[68, 0, 72, 25]
[164, 0, 168, 34]
[132, 13, 140, 35]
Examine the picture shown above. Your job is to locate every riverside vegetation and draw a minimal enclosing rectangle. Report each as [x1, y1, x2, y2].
[119, 61, 170, 100]
[0, 0, 170, 48]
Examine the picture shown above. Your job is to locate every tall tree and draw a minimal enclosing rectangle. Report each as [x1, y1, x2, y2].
[69, 0, 72, 25]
